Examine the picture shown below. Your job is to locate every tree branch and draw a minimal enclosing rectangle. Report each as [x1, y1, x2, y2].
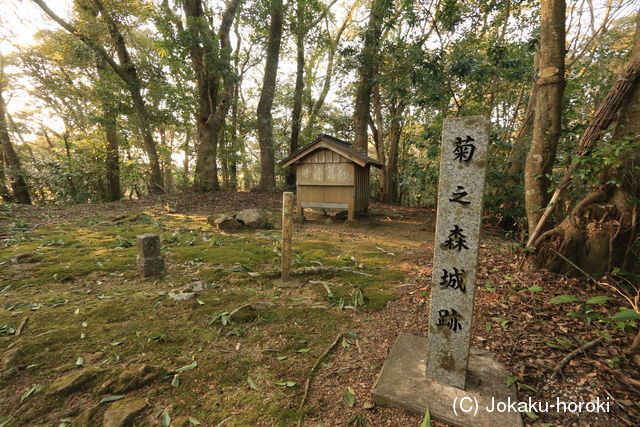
[30, 0, 131, 84]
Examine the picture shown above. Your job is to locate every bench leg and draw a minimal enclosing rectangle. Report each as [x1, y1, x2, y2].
[297, 201, 304, 222]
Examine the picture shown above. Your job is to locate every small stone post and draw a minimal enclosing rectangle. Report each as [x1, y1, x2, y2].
[281, 192, 293, 281]
[137, 233, 166, 277]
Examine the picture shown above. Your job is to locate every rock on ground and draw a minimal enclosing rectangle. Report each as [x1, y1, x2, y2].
[98, 364, 167, 394]
[171, 416, 192, 427]
[10, 253, 33, 264]
[235, 208, 268, 229]
[168, 287, 196, 301]
[71, 405, 100, 427]
[45, 367, 107, 397]
[2, 346, 22, 371]
[168, 281, 208, 301]
[208, 215, 241, 232]
[102, 398, 148, 427]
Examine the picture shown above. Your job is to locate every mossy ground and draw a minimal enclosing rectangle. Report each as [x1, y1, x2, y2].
[0, 199, 418, 425]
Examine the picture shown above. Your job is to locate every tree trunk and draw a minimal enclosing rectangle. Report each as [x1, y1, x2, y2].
[96, 57, 121, 202]
[287, 0, 305, 190]
[304, 3, 353, 139]
[353, 0, 385, 155]
[228, 13, 244, 191]
[524, 0, 566, 236]
[103, 111, 120, 201]
[183, 0, 240, 192]
[372, 77, 385, 196]
[0, 152, 13, 202]
[257, 0, 283, 190]
[383, 100, 404, 204]
[505, 50, 539, 186]
[0, 65, 31, 205]
[91, 0, 163, 194]
[159, 127, 173, 193]
[183, 127, 190, 186]
[532, 12, 640, 275]
[230, 69, 241, 192]
[498, 51, 539, 226]
[220, 127, 229, 188]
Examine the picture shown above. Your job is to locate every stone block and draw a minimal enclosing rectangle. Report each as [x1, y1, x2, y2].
[372, 333, 523, 427]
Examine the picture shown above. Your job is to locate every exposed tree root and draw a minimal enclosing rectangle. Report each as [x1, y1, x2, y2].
[552, 337, 603, 377]
[297, 332, 344, 426]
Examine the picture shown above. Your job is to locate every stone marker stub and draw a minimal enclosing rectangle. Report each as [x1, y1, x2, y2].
[426, 116, 489, 390]
[136, 233, 166, 277]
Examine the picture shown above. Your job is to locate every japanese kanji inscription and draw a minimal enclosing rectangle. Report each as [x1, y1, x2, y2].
[426, 116, 489, 389]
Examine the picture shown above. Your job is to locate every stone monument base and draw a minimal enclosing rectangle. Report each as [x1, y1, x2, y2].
[137, 255, 166, 277]
[371, 333, 523, 427]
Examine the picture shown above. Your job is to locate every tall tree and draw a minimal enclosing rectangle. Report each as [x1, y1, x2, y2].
[286, 0, 339, 188]
[524, 0, 566, 235]
[0, 53, 31, 204]
[32, 0, 165, 193]
[531, 12, 640, 275]
[96, 56, 121, 202]
[303, 3, 354, 138]
[181, 0, 241, 192]
[257, 0, 284, 190]
[286, 0, 305, 189]
[353, 0, 386, 155]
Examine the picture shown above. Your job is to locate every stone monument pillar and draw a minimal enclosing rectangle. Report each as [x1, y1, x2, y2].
[137, 234, 166, 277]
[371, 117, 522, 427]
[426, 116, 488, 389]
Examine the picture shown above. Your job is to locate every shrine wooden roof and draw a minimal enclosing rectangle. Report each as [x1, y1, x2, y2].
[279, 134, 384, 169]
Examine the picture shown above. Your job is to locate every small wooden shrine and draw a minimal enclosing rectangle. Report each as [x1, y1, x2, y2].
[280, 134, 383, 220]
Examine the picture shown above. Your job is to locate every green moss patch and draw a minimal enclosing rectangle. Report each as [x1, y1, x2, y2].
[0, 207, 412, 425]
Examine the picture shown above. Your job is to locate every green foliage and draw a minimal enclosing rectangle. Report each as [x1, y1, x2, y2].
[550, 293, 638, 330]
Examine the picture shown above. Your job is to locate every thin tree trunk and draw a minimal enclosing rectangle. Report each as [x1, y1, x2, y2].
[371, 77, 385, 196]
[159, 127, 173, 193]
[229, 77, 239, 189]
[353, 0, 385, 155]
[287, 0, 305, 190]
[384, 100, 404, 204]
[183, 127, 190, 186]
[524, 0, 566, 236]
[257, 0, 283, 190]
[0, 152, 13, 202]
[230, 72, 241, 192]
[228, 13, 244, 191]
[220, 127, 229, 188]
[305, 5, 354, 137]
[103, 115, 120, 202]
[91, 0, 163, 194]
[96, 57, 121, 202]
[497, 50, 539, 223]
[0, 59, 31, 205]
